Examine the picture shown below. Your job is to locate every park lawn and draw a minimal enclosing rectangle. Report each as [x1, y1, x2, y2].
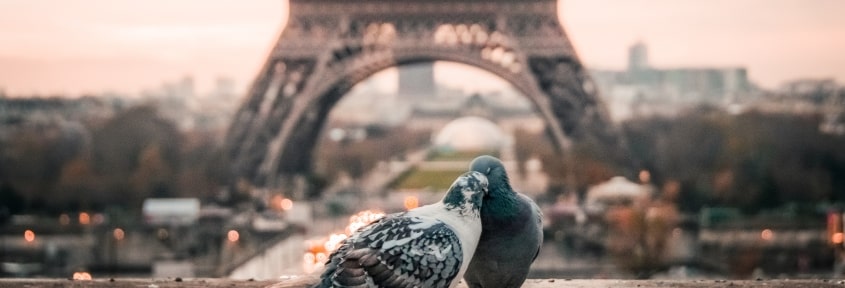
[391, 168, 466, 191]
[427, 150, 499, 161]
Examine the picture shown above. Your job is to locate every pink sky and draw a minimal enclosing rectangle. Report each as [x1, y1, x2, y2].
[0, 0, 843, 96]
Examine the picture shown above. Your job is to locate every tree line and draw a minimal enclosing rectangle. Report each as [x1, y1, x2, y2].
[3, 102, 843, 220]
[515, 106, 845, 214]
[1, 105, 229, 218]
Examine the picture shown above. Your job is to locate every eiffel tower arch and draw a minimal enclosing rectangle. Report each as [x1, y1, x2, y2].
[225, 0, 629, 195]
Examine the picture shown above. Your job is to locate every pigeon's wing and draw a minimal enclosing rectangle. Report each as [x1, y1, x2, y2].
[319, 215, 464, 288]
[519, 193, 544, 262]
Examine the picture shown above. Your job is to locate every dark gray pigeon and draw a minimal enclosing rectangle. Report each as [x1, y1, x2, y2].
[315, 171, 488, 288]
[464, 155, 543, 288]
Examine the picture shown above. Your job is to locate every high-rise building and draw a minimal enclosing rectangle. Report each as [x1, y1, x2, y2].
[592, 41, 753, 121]
[628, 41, 650, 71]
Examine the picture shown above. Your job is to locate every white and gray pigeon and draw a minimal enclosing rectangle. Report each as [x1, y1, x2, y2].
[315, 171, 489, 288]
[463, 155, 543, 288]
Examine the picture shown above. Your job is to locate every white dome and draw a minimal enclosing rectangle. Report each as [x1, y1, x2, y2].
[585, 176, 651, 208]
[434, 116, 506, 152]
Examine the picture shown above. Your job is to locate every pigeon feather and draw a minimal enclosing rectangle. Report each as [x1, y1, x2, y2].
[464, 155, 543, 288]
[315, 171, 488, 288]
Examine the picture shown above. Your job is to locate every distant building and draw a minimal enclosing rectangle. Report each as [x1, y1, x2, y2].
[628, 41, 650, 71]
[768, 78, 845, 135]
[433, 116, 506, 152]
[0, 96, 119, 125]
[408, 93, 543, 134]
[139, 76, 197, 130]
[193, 76, 240, 136]
[138, 75, 240, 136]
[142, 198, 201, 226]
[779, 78, 838, 105]
[591, 42, 754, 121]
[398, 63, 435, 101]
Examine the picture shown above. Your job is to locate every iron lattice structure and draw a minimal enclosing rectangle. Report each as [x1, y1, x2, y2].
[225, 0, 629, 195]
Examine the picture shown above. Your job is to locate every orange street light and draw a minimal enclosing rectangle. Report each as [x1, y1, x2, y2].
[761, 229, 774, 241]
[24, 230, 35, 242]
[228, 230, 240, 242]
[79, 212, 90, 225]
[113, 228, 125, 241]
[832, 232, 844, 245]
[404, 196, 419, 210]
[72, 272, 92, 280]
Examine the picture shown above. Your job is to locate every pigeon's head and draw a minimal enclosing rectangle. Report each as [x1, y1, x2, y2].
[469, 155, 512, 198]
[442, 171, 488, 217]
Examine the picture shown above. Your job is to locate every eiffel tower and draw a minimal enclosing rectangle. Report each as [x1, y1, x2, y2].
[225, 0, 628, 196]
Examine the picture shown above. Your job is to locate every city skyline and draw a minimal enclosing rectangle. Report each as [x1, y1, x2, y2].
[0, 0, 844, 96]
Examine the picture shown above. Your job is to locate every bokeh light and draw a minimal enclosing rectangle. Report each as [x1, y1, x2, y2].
[304, 209, 386, 273]
[228, 230, 240, 242]
[281, 198, 294, 210]
[24, 230, 35, 242]
[324, 233, 348, 252]
[638, 170, 651, 183]
[404, 195, 419, 210]
[72, 272, 92, 280]
[113, 228, 125, 241]
[270, 195, 294, 211]
[761, 229, 774, 241]
[78, 212, 90, 225]
[346, 210, 385, 235]
[832, 232, 844, 244]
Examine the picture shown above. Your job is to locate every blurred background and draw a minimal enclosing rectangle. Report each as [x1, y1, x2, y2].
[1, 0, 844, 281]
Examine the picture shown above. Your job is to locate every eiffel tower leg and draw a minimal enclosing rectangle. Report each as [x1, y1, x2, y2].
[526, 55, 634, 175]
[225, 24, 364, 196]
[225, 50, 322, 192]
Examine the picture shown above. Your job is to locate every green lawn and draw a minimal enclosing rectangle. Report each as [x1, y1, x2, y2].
[427, 150, 499, 161]
[390, 168, 466, 191]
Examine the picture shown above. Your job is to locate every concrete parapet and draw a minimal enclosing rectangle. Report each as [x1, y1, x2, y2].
[3, 277, 844, 288]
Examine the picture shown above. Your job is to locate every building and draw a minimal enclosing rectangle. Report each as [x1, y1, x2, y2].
[779, 78, 839, 105]
[591, 42, 754, 121]
[407, 93, 543, 135]
[628, 41, 649, 71]
[398, 62, 435, 102]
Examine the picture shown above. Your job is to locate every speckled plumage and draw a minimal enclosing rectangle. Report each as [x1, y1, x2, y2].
[464, 155, 543, 288]
[315, 171, 488, 288]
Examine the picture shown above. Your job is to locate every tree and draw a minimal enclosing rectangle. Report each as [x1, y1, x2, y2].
[0, 122, 89, 211]
[622, 108, 845, 213]
[90, 105, 182, 209]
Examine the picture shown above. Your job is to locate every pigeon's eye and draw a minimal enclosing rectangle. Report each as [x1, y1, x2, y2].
[486, 167, 491, 174]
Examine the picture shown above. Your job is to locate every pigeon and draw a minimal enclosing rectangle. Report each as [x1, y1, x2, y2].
[315, 171, 489, 288]
[463, 155, 543, 288]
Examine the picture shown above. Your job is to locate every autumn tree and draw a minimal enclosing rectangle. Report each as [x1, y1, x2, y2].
[622, 108, 845, 213]
[89, 105, 182, 209]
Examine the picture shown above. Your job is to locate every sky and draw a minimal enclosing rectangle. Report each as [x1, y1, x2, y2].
[0, 0, 843, 96]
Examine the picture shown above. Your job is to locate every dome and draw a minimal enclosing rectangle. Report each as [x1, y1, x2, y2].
[433, 116, 506, 152]
[584, 176, 652, 212]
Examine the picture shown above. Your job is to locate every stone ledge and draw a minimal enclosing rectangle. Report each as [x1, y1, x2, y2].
[2, 278, 844, 288]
